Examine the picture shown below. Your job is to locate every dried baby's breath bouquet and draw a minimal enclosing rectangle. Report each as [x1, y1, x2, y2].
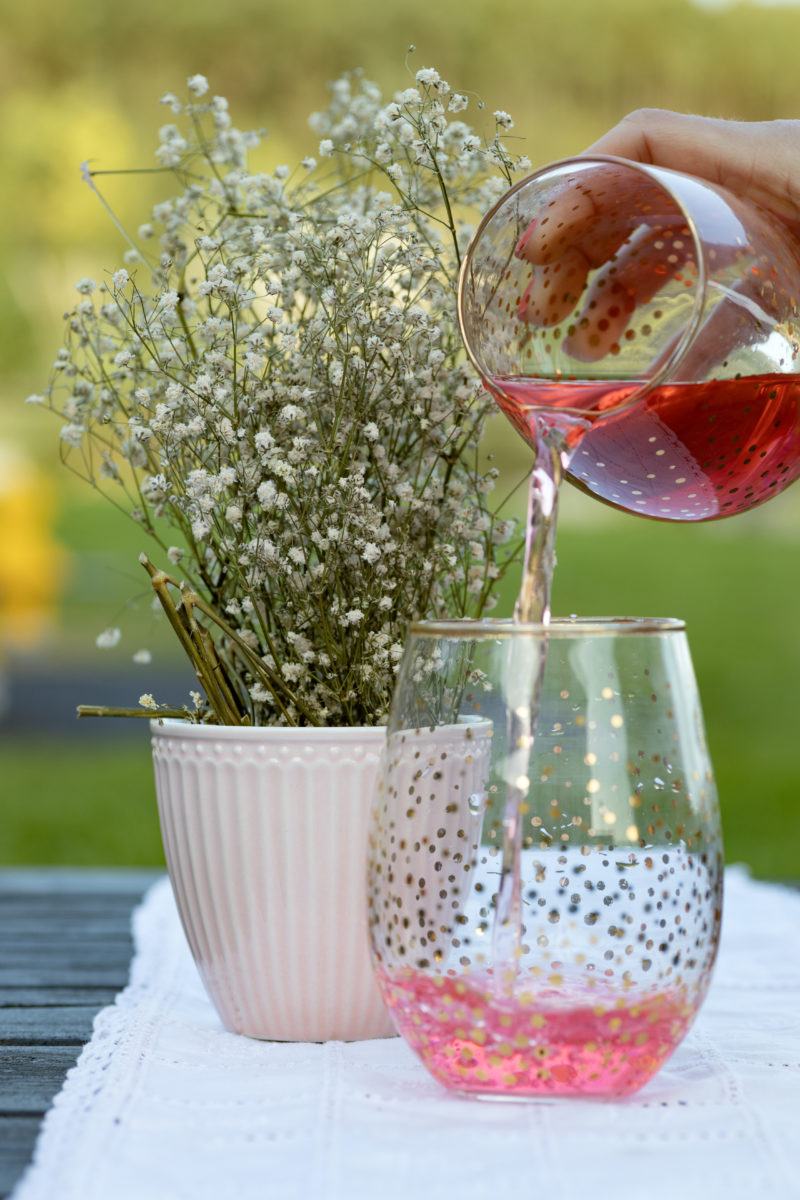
[32, 64, 530, 726]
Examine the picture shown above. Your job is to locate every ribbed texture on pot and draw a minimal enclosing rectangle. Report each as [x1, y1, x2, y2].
[151, 723, 395, 1042]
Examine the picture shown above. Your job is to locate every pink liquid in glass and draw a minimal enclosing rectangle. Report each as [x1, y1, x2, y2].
[378, 968, 695, 1098]
[490, 372, 800, 521]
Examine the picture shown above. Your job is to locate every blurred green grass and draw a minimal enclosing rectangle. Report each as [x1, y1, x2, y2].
[4, 482, 800, 877]
[4, 0, 800, 876]
[1, 740, 162, 866]
[50, 489, 184, 657]
[549, 504, 800, 881]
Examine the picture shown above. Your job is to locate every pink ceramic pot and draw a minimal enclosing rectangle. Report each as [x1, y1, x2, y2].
[150, 721, 395, 1042]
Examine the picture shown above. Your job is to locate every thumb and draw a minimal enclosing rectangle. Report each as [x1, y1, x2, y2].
[586, 110, 800, 229]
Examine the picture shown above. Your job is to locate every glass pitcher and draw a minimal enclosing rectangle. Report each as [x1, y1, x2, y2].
[458, 155, 800, 521]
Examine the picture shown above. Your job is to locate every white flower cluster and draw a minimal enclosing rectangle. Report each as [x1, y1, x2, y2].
[39, 68, 526, 726]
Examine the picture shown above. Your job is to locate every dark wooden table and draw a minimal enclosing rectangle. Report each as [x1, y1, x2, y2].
[0, 869, 159, 1198]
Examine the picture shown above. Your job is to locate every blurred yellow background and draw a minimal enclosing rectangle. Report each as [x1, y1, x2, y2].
[3, 0, 800, 875]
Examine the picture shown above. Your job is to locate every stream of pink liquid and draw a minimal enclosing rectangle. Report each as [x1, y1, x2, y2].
[378, 967, 695, 1098]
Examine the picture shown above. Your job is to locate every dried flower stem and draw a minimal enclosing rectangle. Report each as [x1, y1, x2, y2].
[77, 705, 190, 720]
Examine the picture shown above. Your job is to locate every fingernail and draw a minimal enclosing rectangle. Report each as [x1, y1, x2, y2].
[517, 273, 539, 322]
[514, 219, 538, 260]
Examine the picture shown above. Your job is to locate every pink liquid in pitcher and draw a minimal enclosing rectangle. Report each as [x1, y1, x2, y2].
[379, 968, 695, 1098]
[491, 372, 800, 521]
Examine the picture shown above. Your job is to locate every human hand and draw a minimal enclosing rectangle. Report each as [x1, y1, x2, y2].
[514, 111, 800, 359]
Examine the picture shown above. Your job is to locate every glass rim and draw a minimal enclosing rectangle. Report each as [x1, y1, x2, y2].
[408, 616, 686, 639]
[457, 153, 708, 418]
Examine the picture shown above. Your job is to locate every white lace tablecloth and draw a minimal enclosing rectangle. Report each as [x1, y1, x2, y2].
[12, 867, 800, 1200]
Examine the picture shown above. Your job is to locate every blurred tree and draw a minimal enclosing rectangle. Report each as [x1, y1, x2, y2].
[4, 0, 800, 433]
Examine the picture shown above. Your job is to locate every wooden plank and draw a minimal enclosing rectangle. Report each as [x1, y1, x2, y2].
[0, 889, 145, 909]
[0, 917, 133, 938]
[0, 1047, 83, 1115]
[0, 937, 132, 952]
[0, 987, 120, 1008]
[0, 870, 160, 895]
[0, 1118, 41, 1198]
[0, 870, 151, 1197]
[0, 893, 152, 915]
[0, 1008, 98, 1046]
[0, 966, 131, 988]
[0, 929, 134, 945]
[0, 944, 134, 968]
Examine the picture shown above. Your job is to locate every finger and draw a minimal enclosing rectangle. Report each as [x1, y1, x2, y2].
[515, 182, 596, 265]
[516, 216, 648, 327]
[587, 110, 800, 228]
[514, 174, 675, 330]
[569, 246, 784, 374]
[516, 164, 670, 268]
[674, 274, 791, 379]
[517, 247, 591, 327]
[565, 222, 696, 360]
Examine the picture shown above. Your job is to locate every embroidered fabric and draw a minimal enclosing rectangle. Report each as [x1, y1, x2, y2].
[12, 867, 800, 1200]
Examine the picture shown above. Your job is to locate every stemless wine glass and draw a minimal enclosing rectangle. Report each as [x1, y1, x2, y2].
[367, 618, 723, 1099]
[458, 155, 800, 520]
